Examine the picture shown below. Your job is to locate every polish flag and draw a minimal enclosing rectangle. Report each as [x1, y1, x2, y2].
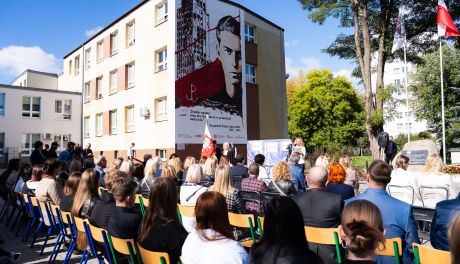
[201, 122, 216, 158]
[437, 0, 460, 37]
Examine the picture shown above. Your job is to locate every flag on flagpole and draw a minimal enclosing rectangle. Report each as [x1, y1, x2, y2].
[201, 121, 216, 158]
[392, 6, 406, 53]
[437, 0, 460, 37]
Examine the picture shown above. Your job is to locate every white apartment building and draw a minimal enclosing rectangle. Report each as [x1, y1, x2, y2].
[0, 70, 82, 165]
[374, 59, 428, 137]
[60, 0, 287, 162]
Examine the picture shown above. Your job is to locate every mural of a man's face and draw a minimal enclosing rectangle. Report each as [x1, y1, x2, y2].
[217, 31, 241, 98]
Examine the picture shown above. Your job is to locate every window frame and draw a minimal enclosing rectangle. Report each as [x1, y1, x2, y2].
[244, 24, 256, 43]
[95, 113, 103, 137]
[0, 93, 5, 116]
[0, 132, 4, 157]
[155, 97, 167, 122]
[96, 76, 103, 99]
[156, 48, 167, 72]
[97, 41, 104, 62]
[84, 82, 91, 103]
[111, 31, 118, 56]
[245, 64, 256, 84]
[127, 20, 135, 46]
[21, 133, 41, 156]
[125, 105, 135, 132]
[127, 63, 135, 88]
[54, 99, 72, 120]
[85, 48, 91, 69]
[84, 116, 90, 138]
[110, 70, 118, 94]
[156, 1, 169, 25]
[22, 96, 41, 118]
[109, 110, 117, 135]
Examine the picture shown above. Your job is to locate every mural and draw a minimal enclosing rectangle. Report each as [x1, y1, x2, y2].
[175, 0, 247, 144]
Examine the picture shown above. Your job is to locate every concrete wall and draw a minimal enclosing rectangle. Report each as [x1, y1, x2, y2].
[11, 71, 58, 90]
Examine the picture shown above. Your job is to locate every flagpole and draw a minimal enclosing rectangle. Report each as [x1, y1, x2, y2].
[439, 38, 447, 162]
[403, 45, 410, 143]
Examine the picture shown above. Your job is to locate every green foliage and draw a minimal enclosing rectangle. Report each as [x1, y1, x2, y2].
[351, 155, 373, 173]
[368, 110, 384, 128]
[410, 46, 460, 150]
[394, 132, 435, 149]
[288, 69, 365, 150]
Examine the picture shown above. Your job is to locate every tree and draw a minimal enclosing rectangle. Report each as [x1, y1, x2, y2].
[288, 69, 365, 150]
[297, 0, 460, 159]
[410, 45, 460, 151]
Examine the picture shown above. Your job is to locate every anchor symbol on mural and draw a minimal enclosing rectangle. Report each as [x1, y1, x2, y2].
[186, 84, 198, 102]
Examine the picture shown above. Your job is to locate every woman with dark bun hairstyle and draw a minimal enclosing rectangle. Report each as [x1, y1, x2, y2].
[339, 200, 385, 264]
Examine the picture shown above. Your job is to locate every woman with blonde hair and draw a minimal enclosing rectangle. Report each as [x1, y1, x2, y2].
[71, 169, 100, 218]
[449, 212, 460, 264]
[161, 165, 178, 182]
[183, 156, 196, 180]
[387, 154, 421, 206]
[140, 157, 161, 198]
[268, 161, 297, 196]
[168, 157, 183, 181]
[417, 154, 458, 206]
[293, 137, 306, 166]
[111, 157, 123, 170]
[180, 164, 208, 232]
[339, 200, 385, 263]
[210, 164, 243, 213]
[340, 154, 359, 190]
[119, 160, 134, 177]
[203, 156, 218, 182]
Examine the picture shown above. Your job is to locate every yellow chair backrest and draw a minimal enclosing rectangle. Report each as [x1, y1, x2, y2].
[413, 243, 451, 264]
[29, 196, 39, 207]
[98, 187, 107, 195]
[61, 211, 72, 225]
[73, 216, 88, 233]
[177, 204, 195, 217]
[110, 237, 137, 255]
[376, 237, 402, 257]
[304, 226, 341, 245]
[23, 193, 29, 204]
[137, 243, 170, 264]
[228, 212, 255, 228]
[89, 223, 106, 243]
[142, 196, 150, 207]
[258, 217, 264, 230]
[134, 194, 142, 204]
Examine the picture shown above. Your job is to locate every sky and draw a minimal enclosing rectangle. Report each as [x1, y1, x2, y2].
[0, 0, 358, 86]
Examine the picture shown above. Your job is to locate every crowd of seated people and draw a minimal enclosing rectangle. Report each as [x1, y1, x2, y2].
[2, 139, 460, 264]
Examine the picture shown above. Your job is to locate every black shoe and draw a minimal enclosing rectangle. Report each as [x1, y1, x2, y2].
[10, 252, 20, 260]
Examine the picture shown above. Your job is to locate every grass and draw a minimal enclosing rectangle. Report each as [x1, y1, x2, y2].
[351, 155, 373, 174]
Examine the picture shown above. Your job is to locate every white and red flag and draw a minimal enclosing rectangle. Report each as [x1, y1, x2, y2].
[392, 5, 407, 53]
[437, 0, 460, 37]
[201, 121, 216, 158]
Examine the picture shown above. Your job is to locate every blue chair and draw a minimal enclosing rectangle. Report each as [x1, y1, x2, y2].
[83, 221, 113, 264]
[62, 212, 77, 264]
[48, 205, 73, 264]
[22, 193, 37, 242]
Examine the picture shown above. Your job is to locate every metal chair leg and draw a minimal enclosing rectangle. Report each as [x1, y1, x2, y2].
[30, 221, 44, 248]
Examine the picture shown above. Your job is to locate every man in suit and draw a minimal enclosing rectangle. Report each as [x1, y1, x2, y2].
[293, 166, 343, 264]
[231, 154, 249, 190]
[346, 160, 420, 264]
[430, 193, 460, 250]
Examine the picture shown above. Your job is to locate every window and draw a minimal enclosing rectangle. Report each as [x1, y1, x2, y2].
[21, 133, 41, 156]
[69, 59, 73, 75]
[96, 76, 103, 99]
[156, 48, 167, 71]
[84, 82, 91, 103]
[24, 79, 27, 86]
[110, 110, 117, 135]
[97, 41, 104, 62]
[127, 63, 135, 88]
[0, 93, 4, 116]
[96, 113, 103, 136]
[84, 116, 90, 138]
[127, 21, 135, 46]
[22, 96, 41, 118]
[244, 24, 256, 43]
[156, 2, 168, 24]
[55, 99, 72, 119]
[155, 97, 167, 121]
[245, 64, 256, 83]
[393, 68, 399, 74]
[125, 105, 135, 132]
[0, 133, 4, 156]
[397, 123, 403, 130]
[156, 149, 166, 161]
[111, 31, 118, 55]
[394, 79, 401, 86]
[75, 56, 80, 75]
[110, 70, 118, 94]
[85, 48, 91, 69]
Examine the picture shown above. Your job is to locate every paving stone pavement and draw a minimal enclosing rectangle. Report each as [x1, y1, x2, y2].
[0, 201, 98, 264]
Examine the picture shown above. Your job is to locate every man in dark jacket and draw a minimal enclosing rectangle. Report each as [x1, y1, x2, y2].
[430, 193, 460, 250]
[293, 166, 343, 264]
[30, 141, 46, 166]
[46, 142, 59, 159]
[384, 136, 398, 164]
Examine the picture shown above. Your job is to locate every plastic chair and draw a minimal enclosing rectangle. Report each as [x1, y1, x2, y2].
[257, 216, 264, 236]
[260, 192, 281, 212]
[418, 186, 448, 209]
[413, 243, 451, 264]
[137, 243, 170, 264]
[61, 211, 77, 264]
[87, 223, 114, 264]
[48, 205, 73, 264]
[81, 221, 112, 264]
[21, 193, 36, 242]
[387, 185, 415, 205]
[238, 190, 261, 214]
[73, 216, 92, 263]
[28, 196, 48, 249]
[138, 195, 146, 217]
[228, 212, 256, 248]
[232, 176, 243, 190]
[304, 226, 342, 264]
[36, 200, 58, 255]
[375, 237, 402, 264]
[12, 192, 28, 235]
[108, 236, 142, 264]
[177, 204, 195, 224]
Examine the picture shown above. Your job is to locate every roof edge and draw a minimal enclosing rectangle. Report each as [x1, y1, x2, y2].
[0, 84, 81, 95]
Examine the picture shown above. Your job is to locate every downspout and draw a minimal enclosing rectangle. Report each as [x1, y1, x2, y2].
[81, 45, 85, 146]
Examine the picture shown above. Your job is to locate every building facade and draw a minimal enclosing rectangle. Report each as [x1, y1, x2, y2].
[0, 78, 82, 165]
[60, 0, 287, 162]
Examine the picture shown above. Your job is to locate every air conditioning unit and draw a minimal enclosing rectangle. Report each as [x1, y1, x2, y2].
[43, 133, 52, 140]
[140, 107, 150, 117]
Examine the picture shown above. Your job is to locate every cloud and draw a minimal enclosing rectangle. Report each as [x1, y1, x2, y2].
[284, 39, 299, 48]
[285, 56, 321, 78]
[0, 45, 62, 79]
[334, 68, 363, 91]
[85, 26, 103, 37]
